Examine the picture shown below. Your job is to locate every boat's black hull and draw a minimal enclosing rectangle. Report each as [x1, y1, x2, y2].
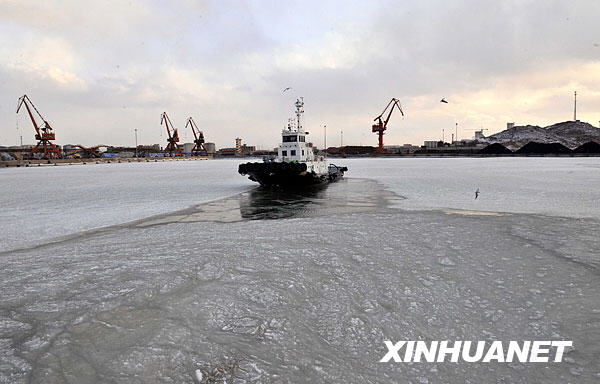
[238, 162, 347, 188]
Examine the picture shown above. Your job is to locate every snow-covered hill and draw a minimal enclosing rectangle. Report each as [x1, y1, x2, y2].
[546, 121, 600, 147]
[486, 121, 600, 149]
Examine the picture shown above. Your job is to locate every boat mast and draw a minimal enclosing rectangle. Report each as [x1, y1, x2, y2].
[295, 98, 304, 133]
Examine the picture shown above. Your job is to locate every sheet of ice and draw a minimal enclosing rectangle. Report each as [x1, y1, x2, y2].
[1, 208, 598, 383]
[1, 158, 599, 383]
[0, 159, 253, 251]
[342, 157, 600, 219]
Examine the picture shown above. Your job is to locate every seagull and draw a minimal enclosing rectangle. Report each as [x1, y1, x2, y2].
[440, 98, 448, 103]
[475, 188, 480, 199]
[283, 87, 292, 93]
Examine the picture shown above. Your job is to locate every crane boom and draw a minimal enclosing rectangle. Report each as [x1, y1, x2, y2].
[17, 95, 41, 136]
[186, 117, 199, 141]
[160, 112, 177, 140]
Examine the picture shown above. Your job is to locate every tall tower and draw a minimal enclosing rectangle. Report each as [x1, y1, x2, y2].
[235, 138, 242, 153]
[455, 122, 458, 144]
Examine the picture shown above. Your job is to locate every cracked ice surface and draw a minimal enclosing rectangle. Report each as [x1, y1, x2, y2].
[344, 157, 600, 218]
[0, 158, 599, 383]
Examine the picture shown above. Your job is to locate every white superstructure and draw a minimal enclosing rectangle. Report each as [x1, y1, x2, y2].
[276, 98, 328, 175]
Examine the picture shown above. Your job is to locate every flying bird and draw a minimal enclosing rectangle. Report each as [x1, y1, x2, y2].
[475, 188, 480, 200]
[440, 98, 448, 103]
[283, 87, 292, 93]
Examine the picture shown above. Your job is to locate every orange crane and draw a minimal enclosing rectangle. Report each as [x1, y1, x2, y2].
[372, 98, 404, 153]
[185, 117, 208, 156]
[16, 94, 62, 159]
[161, 112, 183, 157]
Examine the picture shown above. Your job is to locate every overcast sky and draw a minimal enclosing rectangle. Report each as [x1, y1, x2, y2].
[1, 0, 599, 149]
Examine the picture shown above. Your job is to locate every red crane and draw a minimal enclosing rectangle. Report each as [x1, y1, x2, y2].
[161, 112, 183, 157]
[372, 98, 404, 153]
[185, 117, 208, 156]
[16, 94, 62, 159]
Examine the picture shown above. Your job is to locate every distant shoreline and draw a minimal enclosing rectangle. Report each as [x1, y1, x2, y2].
[0, 157, 210, 168]
[2, 153, 599, 168]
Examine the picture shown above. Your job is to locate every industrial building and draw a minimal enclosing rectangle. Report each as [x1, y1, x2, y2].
[215, 138, 257, 157]
[384, 144, 421, 154]
[216, 148, 238, 157]
[204, 142, 216, 155]
[181, 143, 195, 154]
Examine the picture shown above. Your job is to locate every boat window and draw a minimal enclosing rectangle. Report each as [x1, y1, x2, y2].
[299, 136, 305, 142]
[283, 135, 297, 142]
[282, 150, 287, 156]
[302, 150, 304, 156]
[291, 150, 296, 156]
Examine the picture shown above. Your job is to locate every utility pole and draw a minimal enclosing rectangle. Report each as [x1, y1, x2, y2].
[16, 115, 22, 147]
[574, 91, 577, 121]
[442, 128, 445, 142]
[324, 124, 327, 149]
[455, 122, 458, 145]
[134, 128, 138, 157]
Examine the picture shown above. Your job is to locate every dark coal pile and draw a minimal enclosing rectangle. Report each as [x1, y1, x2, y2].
[573, 141, 600, 154]
[327, 146, 375, 155]
[478, 143, 513, 154]
[516, 142, 572, 154]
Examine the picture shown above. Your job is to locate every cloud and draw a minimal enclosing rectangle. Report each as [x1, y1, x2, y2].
[0, 0, 599, 148]
[0, 34, 86, 88]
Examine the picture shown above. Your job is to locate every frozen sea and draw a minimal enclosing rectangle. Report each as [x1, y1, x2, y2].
[0, 158, 599, 383]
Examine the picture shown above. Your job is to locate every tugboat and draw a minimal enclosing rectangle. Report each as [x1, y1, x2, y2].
[238, 98, 347, 188]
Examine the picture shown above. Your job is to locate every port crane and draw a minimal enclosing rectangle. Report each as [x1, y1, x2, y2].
[372, 98, 404, 153]
[185, 117, 208, 156]
[16, 94, 62, 159]
[161, 112, 183, 157]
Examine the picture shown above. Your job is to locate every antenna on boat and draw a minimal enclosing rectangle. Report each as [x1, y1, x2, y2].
[295, 97, 304, 132]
